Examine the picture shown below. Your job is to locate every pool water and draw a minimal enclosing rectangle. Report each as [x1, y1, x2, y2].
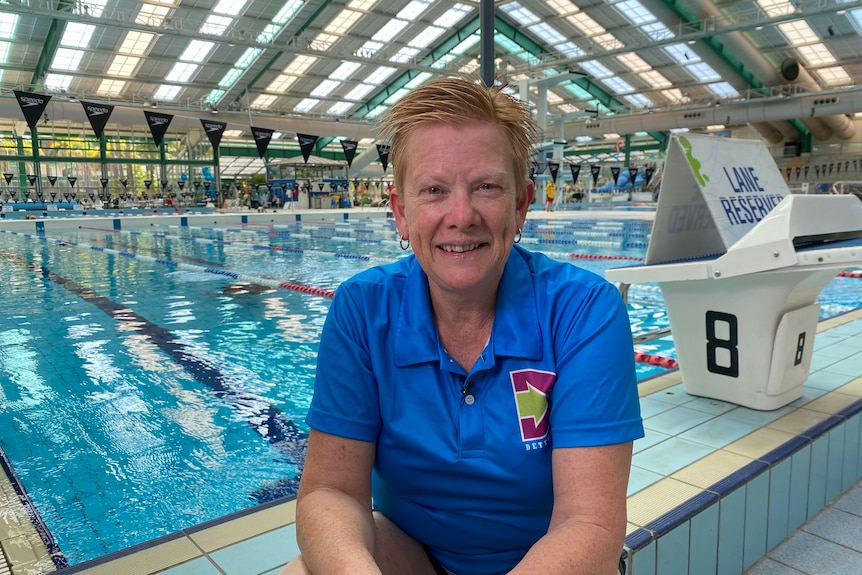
[0, 216, 858, 566]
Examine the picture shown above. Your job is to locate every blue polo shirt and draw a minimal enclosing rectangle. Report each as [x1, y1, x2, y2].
[306, 245, 643, 575]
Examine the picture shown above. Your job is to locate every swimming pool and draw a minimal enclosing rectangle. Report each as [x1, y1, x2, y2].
[0, 213, 858, 567]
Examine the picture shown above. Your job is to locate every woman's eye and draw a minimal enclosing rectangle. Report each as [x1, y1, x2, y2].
[425, 187, 442, 195]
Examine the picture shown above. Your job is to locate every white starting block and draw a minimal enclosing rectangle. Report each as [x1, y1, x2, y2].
[607, 134, 862, 410]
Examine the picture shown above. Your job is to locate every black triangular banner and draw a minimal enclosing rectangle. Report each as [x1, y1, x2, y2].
[3, 172, 13, 185]
[144, 111, 174, 146]
[27, 174, 37, 186]
[48, 175, 57, 186]
[297, 133, 318, 163]
[376, 144, 391, 173]
[201, 119, 227, 148]
[144, 179, 153, 190]
[68, 176, 77, 188]
[178, 180, 185, 190]
[590, 165, 601, 185]
[14, 90, 51, 130]
[610, 166, 621, 185]
[120, 179, 128, 188]
[82, 101, 114, 137]
[100, 178, 109, 189]
[548, 161, 560, 182]
[570, 164, 581, 182]
[341, 139, 358, 168]
[251, 127, 275, 158]
[628, 167, 638, 184]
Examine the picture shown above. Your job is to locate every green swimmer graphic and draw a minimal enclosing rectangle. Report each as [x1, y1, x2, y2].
[679, 136, 710, 186]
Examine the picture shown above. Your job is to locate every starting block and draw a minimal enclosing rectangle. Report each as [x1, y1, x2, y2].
[607, 134, 862, 410]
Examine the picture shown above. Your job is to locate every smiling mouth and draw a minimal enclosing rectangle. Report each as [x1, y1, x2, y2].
[439, 243, 482, 253]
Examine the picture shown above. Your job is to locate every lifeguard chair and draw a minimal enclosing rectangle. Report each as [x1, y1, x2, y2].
[607, 134, 862, 410]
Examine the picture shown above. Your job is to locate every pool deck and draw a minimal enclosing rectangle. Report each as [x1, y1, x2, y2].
[2, 205, 862, 575]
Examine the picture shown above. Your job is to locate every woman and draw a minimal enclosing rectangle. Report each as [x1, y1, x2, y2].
[282, 76, 643, 575]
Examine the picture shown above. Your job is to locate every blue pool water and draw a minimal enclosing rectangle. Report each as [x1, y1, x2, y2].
[0, 215, 858, 566]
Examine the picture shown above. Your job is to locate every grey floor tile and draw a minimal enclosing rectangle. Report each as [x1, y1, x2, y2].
[833, 484, 862, 517]
[802, 508, 862, 553]
[744, 557, 807, 575]
[768, 531, 862, 575]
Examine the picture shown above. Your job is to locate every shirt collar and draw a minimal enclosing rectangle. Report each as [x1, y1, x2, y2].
[393, 246, 542, 368]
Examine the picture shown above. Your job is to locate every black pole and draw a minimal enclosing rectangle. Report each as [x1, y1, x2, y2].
[480, 0, 495, 87]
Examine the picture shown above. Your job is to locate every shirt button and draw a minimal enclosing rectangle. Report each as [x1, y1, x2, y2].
[465, 394, 475, 405]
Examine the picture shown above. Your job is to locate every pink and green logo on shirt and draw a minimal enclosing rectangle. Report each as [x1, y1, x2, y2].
[510, 369, 556, 442]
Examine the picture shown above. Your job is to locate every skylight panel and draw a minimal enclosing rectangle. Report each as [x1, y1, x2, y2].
[757, 0, 796, 18]
[603, 77, 635, 94]
[641, 22, 674, 42]
[85, 0, 108, 17]
[431, 53, 456, 68]
[44, 73, 72, 91]
[397, 0, 432, 22]
[778, 20, 818, 44]
[97, 79, 126, 97]
[284, 55, 318, 75]
[546, 0, 575, 15]
[181, 40, 215, 62]
[294, 98, 320, 113]
[580, 60, 614, 79]
[136, 4, 171, 27]
[405, 72, 433, 89]
[200, 15, 233, 36]
[796, 43, 836, 66]
[365, 104, 389, 119]
[383, 87, 411, 105]
[272, 0, 304, 26]
[153, 85, 181, 101]
[0, 41, 9, 62]
[357, 40, 384, 57]
[204, 89, 226, 104]
[847, 8, 862, 33]
[372, 20, 409, 42]
[251, 94, 278, 109]
[638, 70, 671, 88]
[325, 9, 362, 35]
[52, 48, 84, 71]
[435, 4, 471, 28]
[617, 52, 651, 72]
[558, 42, 585, 58]
[815, 66, 851, 85]
[663, 43, 695, 64]
[310, 79, 340, 97]
[344, 83, 376, 101]
[257, 23, 279, 43]
[61, 23, 95, 48]
[218, 68, 243, 87]
[107, 55, 140, 77]
[390, 47, 421, 64]
[166, 62, 198, 83]
[267, 74, 297, 93]
[311, 32, 339, 50]
[212, 0, 247, 16]
[330, 61, 361, 81]
[364, 66, 397, 85]
[686, 62, 720, 81]
[661, 88, 687, 102]
[615, 0, 656, 25]
[451, 32, 480, 55]
[0, 13, 18, 38]
[223, 130, 244, 138]
[624, 93, 653, 108]
[567, 11, 605, 36]
[237, 48, 262, 69]
[500, 2, 540, 26]
[529, 22, 566, 45]
[348, 0, 376, 10]
[594, 33, 624, 51]
[119, 31, 154, 55]
[409, 26, 446, 49]
[328, 101, 354, 115]
[707, 82, 739, 98]
[565, 84, 593, 100]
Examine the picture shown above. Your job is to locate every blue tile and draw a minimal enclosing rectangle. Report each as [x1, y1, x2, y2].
[743, 472, 769, 571]
[655, 521, 689, 575]
[842, 414, 860, 492]
[679, 414, 759, 449]
[159, 557, 222, 575]
[725, 405, 795, 427]
[643, 405, 715, 436]
[633, 428, 671, 454]
[627, 465, 664, 496]
[682, 397, 738, 416]
[638, 396, 677, 419]
[826, 425, 846, 503]
[804, 369, 856, 391]
[769, 531, 862, 574]
[631, 539, 656, 575]
[788, 446, 812, 532]
[209, 526, 298, 575]
[632, 437, 715, 476]
[648, 384, 694, 406]
[688, 502, 718, 575]
[717, 488, 745, 575]
[807, 436, 829, 520]
[803, 507, 862, 552]
[766, 459, 791, 551]
[824, 355, 862, 377]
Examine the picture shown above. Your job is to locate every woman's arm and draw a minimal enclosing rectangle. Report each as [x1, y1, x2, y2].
[294, 429, 382, 575]
[510, 442, 632, 575]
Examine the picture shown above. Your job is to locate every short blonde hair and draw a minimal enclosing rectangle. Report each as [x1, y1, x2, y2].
[378, 76, 540, 193]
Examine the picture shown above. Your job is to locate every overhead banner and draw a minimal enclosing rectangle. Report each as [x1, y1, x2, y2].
[570, 164, 581, 182]
[201, 119, 227, 148]
[548, 161, 559, 182]
[251, 127, 274, 158]
[376, 144, 391, 173]
[610, 166, 620, 185]
[341, 139, 358, 168]
[14, 90, 51, 130]
[590, 165, 601, 185]
[81, 101, 114, 137]
[144, 111, 174, 146]
[297, 133, 318, 163]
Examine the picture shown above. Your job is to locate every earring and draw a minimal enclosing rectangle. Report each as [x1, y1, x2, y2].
[514, 228, 522, 244]
[399, 236, 410, 250]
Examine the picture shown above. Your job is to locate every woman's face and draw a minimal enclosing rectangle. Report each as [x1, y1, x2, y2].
[390, 122, 534, 301]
